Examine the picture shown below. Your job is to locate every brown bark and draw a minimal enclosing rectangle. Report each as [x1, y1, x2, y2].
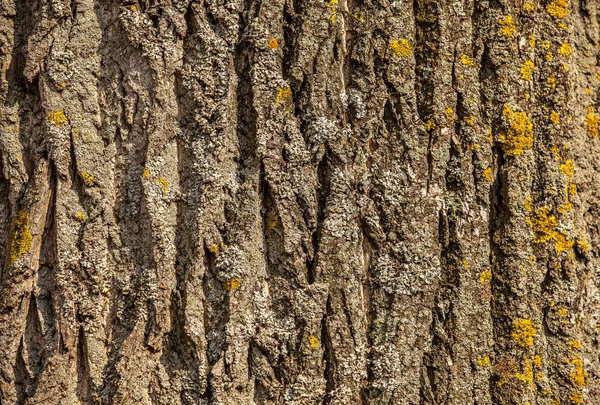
[1, 0, 599, 404]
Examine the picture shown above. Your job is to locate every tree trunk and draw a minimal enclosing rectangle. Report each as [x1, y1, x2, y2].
[1, 0, 599, 404]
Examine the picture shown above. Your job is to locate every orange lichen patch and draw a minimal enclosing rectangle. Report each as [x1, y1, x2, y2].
[546, 53, 554, 61]
[569, 391, 584, 403]
[558, 306, 568, 315]
[528, 255, 536, 263]
[460, 54, 474, 66]
[225, 277, 242, 291]
[480, 269, 492, 283]
[521, 60, 535, 81]
[268, 38, 279, 49]
[478, 356, 491, 367]
[585, 108, 599, 138]
[208, 244, 220, 255]
[568, 340, 581, 350]
[48, 110, 68, 126]
[559, 41, 573, 55]
[389, 39, 412, 57]
[532, 355, 542, 368]
[547, 0, 568, 18]
[569, 357, 587, 388]
[482, 167, 492, 182]
[512, 318, 537, 348]
[79, 172, 95, 186]
[567, 183, 577, 195]
[560, 160, 575, 176]
[7, 211, 32, 267]
[500, 106, 534, 156]
[550, 111, 560, 125]
[129, 5, 136, 11]
[499, 15, 516, 37]
[308, 335, 320, 348]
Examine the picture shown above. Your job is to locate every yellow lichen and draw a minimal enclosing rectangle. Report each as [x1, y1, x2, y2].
[482, 167, 492, 182]
[568, 340, 581, 350]
[352, 10, 364, 22]
[208, 244, 220, 255]
[79, 172, 95, 186]
[529, 35, 537, 48]
[525, 196, 533, 211]
[521, 60, 535, 81]
[532, 355, 542, 368]
[48, 110, 69, 126]
[515, 358, 534, 385]
[529, 207, 574, 253]
[268, 38, 279, 49]
[470, 143, 479, 151]
[500, 107, 534, 156]
[546, 53, 554, 61]
[558, 307, 568, 316]
[548, 76, 556, 89]
[143, 168, 151, 177]
[460, 55, 474, 66]
[559, 41, 572, 55]
[499, 15, 516, 38]
[154, 178, 169, 194]
[569, 357, 587, 389]
[444, 107, 455, 120]
[425, 118, 436, 131]
[577, 237, 589, 250]
[308, 335, 320, 348]
[560, 160, 574, 176]
[276, 86, 292, 104]
[268, 211, 279, 228]
[547, 0, 569, 18]
[467, 116, 476, 126]
[585, 109, 599, 138]
[550, 111, 560, 125]
[528, 255, 536, 263]
[225, 277, 242, 291]
[525, 2, 535, 11]
[569, 392, 584, 403]
[480, 269, 492, 283]
[7, 211, 32, 267]
[327, 0, 338, 23]
[129, 5, 136, 11]
[512, 318, 537, 348]
[389, 39, 412, 57]
[76, 212, 87, 222]
[478, 356, 491, 367]
[567, 183, 577, 195]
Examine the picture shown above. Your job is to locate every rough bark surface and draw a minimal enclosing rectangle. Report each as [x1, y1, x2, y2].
[1, 0, 600, 404]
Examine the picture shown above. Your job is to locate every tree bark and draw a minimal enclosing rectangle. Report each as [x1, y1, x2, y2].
[1, 0, 599, 404]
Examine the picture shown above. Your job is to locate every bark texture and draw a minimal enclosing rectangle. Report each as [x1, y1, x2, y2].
[1, 0, 600, 404]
